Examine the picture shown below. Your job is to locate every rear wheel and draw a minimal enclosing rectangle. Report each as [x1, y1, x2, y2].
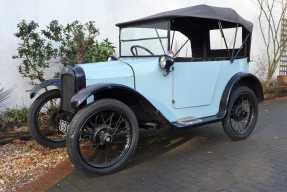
[67, 99, 139, 174]
[222, 86, 259, 141]
[29, 90, 68, 148]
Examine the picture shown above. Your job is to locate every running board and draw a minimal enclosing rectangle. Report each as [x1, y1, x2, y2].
[173, 115, 223, 128]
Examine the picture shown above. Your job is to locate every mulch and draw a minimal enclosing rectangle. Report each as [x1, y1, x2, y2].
[0, 139, 72, 192]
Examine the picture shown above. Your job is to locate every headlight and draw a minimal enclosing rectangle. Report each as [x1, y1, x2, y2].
[159, 56, 167, 69]
[159, 55, 174, 74]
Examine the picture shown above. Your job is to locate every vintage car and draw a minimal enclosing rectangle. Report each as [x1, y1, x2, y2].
[28, 5, 264, 174]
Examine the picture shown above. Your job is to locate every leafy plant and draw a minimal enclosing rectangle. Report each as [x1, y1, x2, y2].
[13, 20, 115, 83]
[43, 20, 115, 65]
[83, 39, 115, 64]
[3, 108, 28, 125]
[0, 108, 28, 132]
[13, 20, 58, 83]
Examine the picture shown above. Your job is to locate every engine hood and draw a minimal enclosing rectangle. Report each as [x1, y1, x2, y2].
[78, 60, 135, 88]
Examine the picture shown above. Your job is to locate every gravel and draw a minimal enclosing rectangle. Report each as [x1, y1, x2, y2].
[0, 140, 68, 192]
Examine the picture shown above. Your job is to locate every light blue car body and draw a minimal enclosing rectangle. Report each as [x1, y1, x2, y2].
[79, 57, 249, 124]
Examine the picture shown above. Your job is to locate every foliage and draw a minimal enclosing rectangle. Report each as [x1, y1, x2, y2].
[0, 108, 28, 131]
[43, 20, 114, 65]
[14, 20, 115, 83]
[13, 20, 58, 83]
[256, 0, 287, 86]
[82, 39, 115, 64]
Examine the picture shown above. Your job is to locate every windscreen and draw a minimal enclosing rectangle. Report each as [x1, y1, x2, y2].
[120, 21, 169, 57]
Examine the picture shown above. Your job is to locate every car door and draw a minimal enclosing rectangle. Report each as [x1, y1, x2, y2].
[172, 60, 221, 109]
[171, 29, 229, 110]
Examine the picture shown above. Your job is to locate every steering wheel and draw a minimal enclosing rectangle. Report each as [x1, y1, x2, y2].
[130, 45, 155, 56]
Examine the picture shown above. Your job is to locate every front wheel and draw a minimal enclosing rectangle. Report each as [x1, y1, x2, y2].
[222, 86, 259, 141]
[67, 99, 139, 174]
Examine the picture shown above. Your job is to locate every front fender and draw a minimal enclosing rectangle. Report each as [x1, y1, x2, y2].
[71, 83, 172, 127]
[71, 84, 137, 109]
[30, 79, 61, 99]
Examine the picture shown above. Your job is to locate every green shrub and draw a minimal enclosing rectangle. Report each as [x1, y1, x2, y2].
[46, 20, 115, 65]
[13, 20, 58, 83]
[0, 108, 28, 132]
[13, 20, 115, 84]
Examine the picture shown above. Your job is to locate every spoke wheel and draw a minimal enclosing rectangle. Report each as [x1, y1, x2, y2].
[37, 97, 65, 142]
[29, 90, 68, 148]
[230, 94, 254, 134]
[223, 86, 259, 141]
[67, 99, 139, 174]
[78, 111, 132, 168]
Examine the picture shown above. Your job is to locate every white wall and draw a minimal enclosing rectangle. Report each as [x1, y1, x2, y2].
[0, 0, 265, 108]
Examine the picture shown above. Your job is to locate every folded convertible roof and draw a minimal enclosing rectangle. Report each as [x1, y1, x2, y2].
[116, 4, 253, 32]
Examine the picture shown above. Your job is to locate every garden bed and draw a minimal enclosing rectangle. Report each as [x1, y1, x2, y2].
[0, 139, 68, 192]
[0, 127, 30, 145]
[264, 86, 287, 100]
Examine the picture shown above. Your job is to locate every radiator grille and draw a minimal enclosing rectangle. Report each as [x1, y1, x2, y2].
[61, 73, 76, 112]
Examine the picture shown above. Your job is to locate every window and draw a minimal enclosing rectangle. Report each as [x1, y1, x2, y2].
[170, 31, 192, 58]
[209, 27, 242, 50]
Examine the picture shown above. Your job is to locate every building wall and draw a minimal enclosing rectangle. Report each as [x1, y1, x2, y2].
[280, 18, 287, 76]
[0, 0, 265, 108]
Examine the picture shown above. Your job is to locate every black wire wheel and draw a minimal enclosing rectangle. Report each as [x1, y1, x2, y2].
[67, 99, 139, 174]
[28, 90, 68, 148]
[222, 86, 259, 141]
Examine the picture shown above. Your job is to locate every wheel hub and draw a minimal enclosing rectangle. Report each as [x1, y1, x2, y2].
[99, 132, 112, 145]
[234, 106, 248, 121]
[93, 127, 112, 146]
[104, 134, 112, 143]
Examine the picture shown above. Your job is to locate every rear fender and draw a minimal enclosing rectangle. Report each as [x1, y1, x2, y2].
[219, 72, 264, 117]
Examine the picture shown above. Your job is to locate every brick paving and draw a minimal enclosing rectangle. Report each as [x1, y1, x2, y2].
[49, 98, 287, 192]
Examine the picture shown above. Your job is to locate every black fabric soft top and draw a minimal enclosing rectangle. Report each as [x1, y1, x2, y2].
[116, 4, 253, 32]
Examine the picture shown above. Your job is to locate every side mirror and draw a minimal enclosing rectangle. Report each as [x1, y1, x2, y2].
[159, 55, 174, 75]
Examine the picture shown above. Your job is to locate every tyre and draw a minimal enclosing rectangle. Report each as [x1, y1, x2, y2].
[222, 86, 259, 141]
[67, 99, 139, 174]
[28, 89, 67, 148]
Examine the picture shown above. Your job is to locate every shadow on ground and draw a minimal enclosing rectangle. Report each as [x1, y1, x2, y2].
[131, 123, 226, 167]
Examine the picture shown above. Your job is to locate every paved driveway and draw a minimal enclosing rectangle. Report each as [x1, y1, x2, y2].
[49, 98, 287, 192]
